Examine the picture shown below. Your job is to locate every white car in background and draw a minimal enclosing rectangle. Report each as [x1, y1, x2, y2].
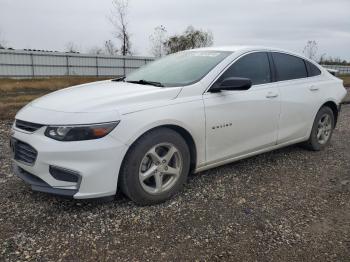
[11, 46, 347, 205]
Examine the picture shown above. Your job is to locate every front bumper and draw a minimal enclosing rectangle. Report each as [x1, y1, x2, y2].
[13, 165, 79, 197]
[11, 126, 129, 199]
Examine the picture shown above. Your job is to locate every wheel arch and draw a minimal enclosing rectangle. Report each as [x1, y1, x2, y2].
[120, 124, 198, 178]
[163, 124, 197, 173]
[321, 101, 339, 127]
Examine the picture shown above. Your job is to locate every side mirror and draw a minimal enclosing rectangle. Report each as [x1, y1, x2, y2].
[210, 77, 252, 92]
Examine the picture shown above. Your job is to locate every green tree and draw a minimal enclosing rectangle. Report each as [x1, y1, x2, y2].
[163, 26, 213, 54]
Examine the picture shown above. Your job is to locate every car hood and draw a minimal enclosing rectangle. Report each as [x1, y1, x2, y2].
[30, 80, 182, 113]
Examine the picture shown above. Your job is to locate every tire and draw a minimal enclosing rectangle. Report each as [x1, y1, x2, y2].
[119, 127, 190, 206]
[303, 106, 335, 151]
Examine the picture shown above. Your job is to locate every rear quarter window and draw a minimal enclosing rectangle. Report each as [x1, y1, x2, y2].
[272, 52, 307, 81]
[305, 60, 322, 77]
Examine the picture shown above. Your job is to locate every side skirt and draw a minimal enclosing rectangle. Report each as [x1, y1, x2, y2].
[194, 136, 308, 173]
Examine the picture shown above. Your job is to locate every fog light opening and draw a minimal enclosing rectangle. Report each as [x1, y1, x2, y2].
[49, 166, 80, 183]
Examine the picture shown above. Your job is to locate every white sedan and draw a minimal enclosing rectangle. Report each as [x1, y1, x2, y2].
[11, 46, 347, 205]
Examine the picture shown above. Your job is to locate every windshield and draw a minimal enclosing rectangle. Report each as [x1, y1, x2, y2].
[125, 51, 232, 87]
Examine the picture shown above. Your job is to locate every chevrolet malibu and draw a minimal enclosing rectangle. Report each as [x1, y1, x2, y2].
[11, 46, 347, 205]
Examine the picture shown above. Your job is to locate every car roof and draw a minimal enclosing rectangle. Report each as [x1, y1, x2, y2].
[190, 45, 317, 65]
[191, 45, 302, 56]
[191, 45, 269, 52]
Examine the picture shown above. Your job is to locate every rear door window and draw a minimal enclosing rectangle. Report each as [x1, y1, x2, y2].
[272, 52, 307, 81]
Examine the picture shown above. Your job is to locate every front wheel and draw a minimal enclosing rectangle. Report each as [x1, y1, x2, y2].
[303, 106, 335, 151]
[119, 128, 190, 206]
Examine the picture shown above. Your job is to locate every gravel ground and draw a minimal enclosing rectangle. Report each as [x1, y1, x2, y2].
[0, 105, 349, 262]
[343, 90, 350, 104]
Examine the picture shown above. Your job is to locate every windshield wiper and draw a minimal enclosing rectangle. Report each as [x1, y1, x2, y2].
[126, 79, 164, 87]
[112, 76, 126, 82]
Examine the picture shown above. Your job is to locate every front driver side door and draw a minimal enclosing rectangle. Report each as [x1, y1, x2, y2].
[203, 52, 280, 164]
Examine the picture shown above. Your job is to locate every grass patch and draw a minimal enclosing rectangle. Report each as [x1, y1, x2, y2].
[339, 75, 350, 87]
[0, 77, 110, 120]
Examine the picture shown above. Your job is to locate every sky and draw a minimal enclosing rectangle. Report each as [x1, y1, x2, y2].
[0, 0, 349, 60]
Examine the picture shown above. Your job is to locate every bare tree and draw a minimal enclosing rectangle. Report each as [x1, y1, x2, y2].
[104, 40, 118, 55]
[318, 53, 327, 64]
[0, 30, 7, 49]
[149, 25, 167, 58]
[321, 56, 349, 65]
[110, 0, 132, 56]
[303, 40, 318, 60]
[65, 42, 79, 53]
[164, 26, 214, 54]
[88, 46, 104, 55]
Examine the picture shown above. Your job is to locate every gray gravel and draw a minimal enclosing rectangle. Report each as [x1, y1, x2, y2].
[1, 105, 349, 262]
[343, 90, 350, 104]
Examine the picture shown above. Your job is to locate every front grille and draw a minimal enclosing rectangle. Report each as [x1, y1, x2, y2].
[11, 139, 38, 165]
[15, 120, 44, 132]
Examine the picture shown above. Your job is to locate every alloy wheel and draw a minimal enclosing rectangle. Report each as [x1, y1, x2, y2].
[316, 113, 332, 144]
[139, 143, 183, 194]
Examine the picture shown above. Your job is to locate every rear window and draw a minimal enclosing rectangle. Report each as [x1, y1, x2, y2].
[272, 52, 307, 81]
[305, 60, 321, 77]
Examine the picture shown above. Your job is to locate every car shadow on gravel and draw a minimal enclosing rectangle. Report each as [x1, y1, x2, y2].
[187, 143, 310, 186]
[24, 189, 130, 211]
[24, 143, 313, 208]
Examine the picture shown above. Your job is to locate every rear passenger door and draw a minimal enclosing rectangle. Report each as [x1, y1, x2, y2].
[204, 52, 281, 164]
[271, 52, 323, 144]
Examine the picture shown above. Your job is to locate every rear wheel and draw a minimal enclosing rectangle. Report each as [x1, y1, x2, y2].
[119, 128, 190, 206]
[303, 106, 335, 151]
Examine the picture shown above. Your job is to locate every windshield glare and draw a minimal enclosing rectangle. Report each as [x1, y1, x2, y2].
[125, 51, 232, 87]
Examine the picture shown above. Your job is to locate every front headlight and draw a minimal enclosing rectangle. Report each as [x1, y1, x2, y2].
[45, 121, 120, 141]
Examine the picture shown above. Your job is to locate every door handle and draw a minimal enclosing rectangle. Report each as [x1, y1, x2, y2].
[266, 92, 279, 98]
[309, 86, 319, 91]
